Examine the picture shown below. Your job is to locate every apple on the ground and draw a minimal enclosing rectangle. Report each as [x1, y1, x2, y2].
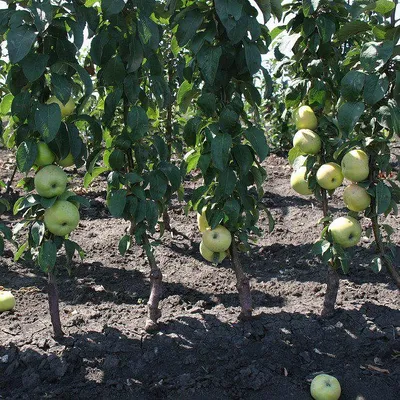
[202, 225, 232, 253]
[0, 291, 16, 312]
[199, 240, 227, 264]
[34, 165, 68, 198]
[290, 166, 312, 195]
[197, 207, 209, 232]
[293, 129, 321, 154]
[293, 105, 318, 130]
[44, 200, 80, 236]
[35, 142, 55, 166]
[341, 149, 369, 182]
[329, 216, 362, 248]
[310, 374, 341, 400]
[58, 153, 75, 168]
[316, 162, 344, 190]
[343, 184, 371, 212]
[46, 96, 75, 118]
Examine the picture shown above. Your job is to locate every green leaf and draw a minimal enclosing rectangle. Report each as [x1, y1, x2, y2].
[7, 25, 37, 63]
[0, 223, 12, 240]
[118, 235, 131, 256]
[254, 0, 271, 23]
[108, 149, 126, 170]
[31, 221, 45, 247]
[211, 133, 232, 171]
[176, 9, 203, 47]
[102, 56, 126, 86]
[107, 189, 127, 218]
[337, 102, 365, 136]
[337, 21, 370, 42]
[367, 0, 395, 15]
[223, 198, 240, 226]
[127, 106, 149, 141]
[341, 71, 366, 101]
[216, 167, 237, 197]
[244, 127, 269, 161]
[315, 15, 336, 43]
[370, 256, 383, 273]
[148, 170, 168, 201]
[51, 74, 72, 105]
[20, 53, 49, 82]
[64, 239, 85, 261]
[197, 44, 222, 86]
[101, 0, 127, 18]
[198, 93, 216, 117]
[232, 145, 254, 177]
[376, 181, 391, 214]
[84, 166, 109, 188]
[16, 140, 38, 172]
[244, 41, 262, 76]
[0, 93, 13, 115]
[360, 41, 394, 72]
[158, 161, 181, 192]
[363, 73, 389, 105]
[38, 240, 57, 273]
[302, 0, 320, 17]
[35, 103, 61, 143]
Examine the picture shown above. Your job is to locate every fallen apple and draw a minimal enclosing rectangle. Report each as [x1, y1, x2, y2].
[341, 149, 369, 182]
[0, 291, 16, 312]
[57, 152, 75, 168]
[293, 105, 318, 130]
[34, 165, 68, 198]
[202, 225, 232, 253]
[44, 200, 80, 236]
[316, 162, 344, 190]
[343, 183, 371, 212]
[199, 240, 227, 263]
[47, 96, 75, 118]
[290, 166, 312, 195]
[329, 216, 362, 248]
[293, 129, 321, 154]
[310, 374, 341, 400]
[35, 141, 55, 166]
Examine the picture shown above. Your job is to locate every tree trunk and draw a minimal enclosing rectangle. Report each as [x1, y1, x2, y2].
[48, 271, 64, 338]
[143, 234, 163, 332]
[321, 267, 340, 317]
[230, 241, 252, 320]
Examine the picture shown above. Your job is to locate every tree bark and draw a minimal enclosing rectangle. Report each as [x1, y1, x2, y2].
[230, 241, 252, 320]
[321, 267, 340, 317]
[48, 271, 64, 338]
[143, 234, 163, 332]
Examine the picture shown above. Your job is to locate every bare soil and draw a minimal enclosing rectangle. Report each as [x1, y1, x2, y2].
[0, 149, 399, 400]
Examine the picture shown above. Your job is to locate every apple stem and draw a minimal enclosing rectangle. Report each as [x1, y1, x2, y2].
[48, 271, 64, 338]
[230, 240, 252, 320]
[321, 267, 340, 317]
[143, 234, 163, 332]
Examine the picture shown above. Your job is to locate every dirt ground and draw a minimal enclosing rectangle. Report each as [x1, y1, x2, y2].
[0, 148, 399, 400]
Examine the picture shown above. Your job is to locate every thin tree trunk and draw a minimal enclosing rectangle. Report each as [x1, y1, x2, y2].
[6, 164, 17, 194]
[321, 267, 340, 317]
[230, 240, 252, 320]
[143, 234, 163, 332]
[48, 271, 64, 338]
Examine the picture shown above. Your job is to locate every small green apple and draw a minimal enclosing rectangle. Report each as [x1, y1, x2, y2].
[293, 129, 321, 154]
[341, 149, 369, 182]
[47, 96, 75, 118]
[293, 105, 318, 130]
[290, 166, 312, 195]
[202, 225, 232, 253]
[310, 374, 341, 400]
[44, 200, 80, 236]
[34, 165, 68, 198]
[35, 142, 55, 166]
[343, 183, 371, 212]
[329, 216, 362, 248]
[200, 240, 227, 263]
[197, 207, 209, 232]
[57, 152, 75, 168]
[316, 162, 344, 190]
[0, 291, 16, 312]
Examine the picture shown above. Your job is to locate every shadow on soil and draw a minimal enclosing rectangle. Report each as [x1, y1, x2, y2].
[0, 303, 399, 400]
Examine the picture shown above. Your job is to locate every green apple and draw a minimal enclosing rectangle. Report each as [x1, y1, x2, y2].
[310, 374, 341, 400]
[341, 149, 369, 182]
[329, 216, 362, 248]
[0, 291, 16, 312]
[197, 207, 209, 232]
[202, 225, 232, 253]
[293, 129, 321, 154]
[290, 166, 312, 195]
[200, 240, 227, 263]
[47, 96, 75, 118]
[316, 162, 344, 190]
[293, 105, 318, 130]
[34, 165, 68, 198]
[58, 190, 80, 209]
[343, 183, 371, 212]
[57, 152, 75, 167]
[44, 200, 80, 236]
[35, 142, 55, 166]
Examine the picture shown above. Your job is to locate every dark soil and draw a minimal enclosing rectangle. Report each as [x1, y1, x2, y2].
[1, 149, 399, 400]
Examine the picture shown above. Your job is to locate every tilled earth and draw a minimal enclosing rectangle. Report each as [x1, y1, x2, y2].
[0, 149, 399, 399]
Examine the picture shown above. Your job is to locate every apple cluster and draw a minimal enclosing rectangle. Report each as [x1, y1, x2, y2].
[197, 208, 232, 263]
[290, 106, 371, 249]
